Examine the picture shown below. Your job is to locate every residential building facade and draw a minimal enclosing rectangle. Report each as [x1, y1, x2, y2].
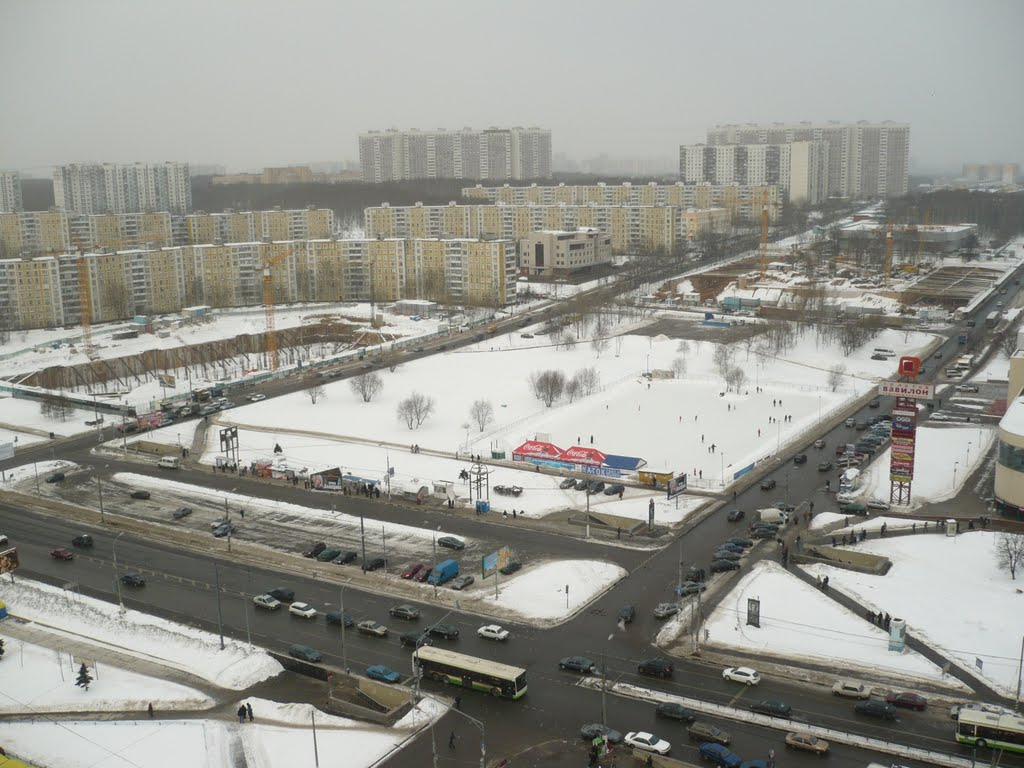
[359, 127, 552, 183]
[53, 162, 192, 214]
[0, 171, 23, 212]
[706, 121, 910, 198]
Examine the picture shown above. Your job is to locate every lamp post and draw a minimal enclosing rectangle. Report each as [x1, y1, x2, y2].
[720, 451, 726, 489]
[966, 441, 972, 470]
[601, 632, 614, 729]
[112, 532, 126, 614]
[953, 461, 959, 493]
[339, 586, 349, 673]
[97, 470, 105, 523]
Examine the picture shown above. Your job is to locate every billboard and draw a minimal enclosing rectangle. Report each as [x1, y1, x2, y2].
[666, 472, 688, 500]
[878, 380, 934, 399]
[0, 547, 20, 575]
[0, 442, 14, 461]
[481, 545, 511, 579]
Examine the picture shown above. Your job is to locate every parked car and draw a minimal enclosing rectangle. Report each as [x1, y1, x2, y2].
[710, 559, 740, 572]
[477, 624, 509, 641]
[317, 548, 342, 562]
[333, 550, 358, 565]
[604, 483, 626, 496]
[253, 594, 282, 611]
[288, 644, 322, 663]
[839, 502, 868, 516]
[400, 631, 431, 648]
[437, 536, 465, 550]
[248, 394, 266, 402]
[50, 547, 74, 560]
[723, 666, 760, 685]
[689, 722, 730, 745]
[427, 623, 460, 640]
[885, 691, 928, 711]
[866, 498, 890, 511]
[559, 478, 577, 489]
[130, 490, 151, 500]
[303, 542, 326, 558]
[172, 506, 193, 519]
[832, 680, 872, 699]
[120, 571, 146, 587]
[727, 537, 753, 548]
[288, 602, 317, 619]
[726, 509, 745, 522]
[363, 557, 386, 571]
[587, 480, 606, 495]
[623, 732, 671, 755]
[956, 384, 980, 393]
[676, 581, 707, 596]
[325, 611, 353, 627]
[450, 574, 475, 590]
[574, 478, 591, 490]
[854, 699, 897, 720]
[793, 453, 807, 465]
[389, 604, 420, 621]
[579, 723, 623, 744]
[267, 587, 295, 603]
[713, 549, 742, 562]
[72, 534, 94, 547]
[750, 699, 791, 717]
[212, 522, 236, 537]
[785, 732, 829, 755]
[697, 742, 742, 767]
[813, 438, 826, 449]
[399, 563, 424, 579]
[499, 561, 522, 575]
[654, 602, 680, 619]
[357, 620, 388, 637]
[656, 702, 697, 722]
[414, 567, 433, 583]
[559, 656, 597, 674]
[366, 665, 400, 684]
[637, 658, 674, 678]
[817, 460, 833, 472]
[759, 478, 777, 491]
[618, 604, 636, 624]
[45, 471, 66, 483]
[750, 527, 776, 539]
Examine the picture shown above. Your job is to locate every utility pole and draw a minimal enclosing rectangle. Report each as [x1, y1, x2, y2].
[112, 532, 125, 615]
[214, 562, 225, 650]
[431, 532, 438, 599]
[677, 538, 683, 592]
[381, 526, 387, 576]
[340, 586, 349, 673]
[97, 474, 105, 523]
[1017, 634, 1023, 711]
[360, 514, 367, 573]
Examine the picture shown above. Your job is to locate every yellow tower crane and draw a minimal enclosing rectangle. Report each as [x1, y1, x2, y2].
[884, 223, 894, 284]
[262, 246, 298, 372]
[759, 205, 769, 277]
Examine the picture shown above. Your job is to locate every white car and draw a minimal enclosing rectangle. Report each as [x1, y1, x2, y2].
[723, 666, 761, 685]
[477, 624, 510, 641]
[248, 394, 266, 402]
[623, 731, 671, 755]
[930, 412, 952, 421]
[288, 601, 317, 619]
[832, 680, 872, 699]
[956, 384, 980, 393]
[253, 593, 281, 611]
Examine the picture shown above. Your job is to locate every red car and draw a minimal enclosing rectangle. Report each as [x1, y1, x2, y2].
[50, 548, 74, 560]
[400, 563, 424, 580]
[413, 567, 433, 583]
[885, 691, 927, 711]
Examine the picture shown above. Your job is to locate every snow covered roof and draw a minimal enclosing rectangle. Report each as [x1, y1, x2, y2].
[999, 395, 1024, 436]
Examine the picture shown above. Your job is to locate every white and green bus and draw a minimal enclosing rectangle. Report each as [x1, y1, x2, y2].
[955, 709, 1024, 754]
[414, 646, 527, 699]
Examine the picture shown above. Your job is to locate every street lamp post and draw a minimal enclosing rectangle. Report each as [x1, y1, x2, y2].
[953, 461, 959, 493]
[966, 442, 972, 470]
[720, 451, 726, 489]
[112, 532, 126, 614]
[97, 472, 105, 523]
[339, 586, 349, 673]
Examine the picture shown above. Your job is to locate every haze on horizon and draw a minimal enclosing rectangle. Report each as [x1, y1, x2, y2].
[1, 0, 1022, 175]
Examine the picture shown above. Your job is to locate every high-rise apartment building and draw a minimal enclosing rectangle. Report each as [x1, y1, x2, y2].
[0, 171, 23, 212]
[53, 162, 192, 214]
[705, 121, 910, 199]
[678, 142, 828, 205]
[359, 127, 552, 183]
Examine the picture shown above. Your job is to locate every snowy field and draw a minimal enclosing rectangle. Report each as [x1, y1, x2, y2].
[802, 531, 1024, 697]
[703, 561, 959, 686]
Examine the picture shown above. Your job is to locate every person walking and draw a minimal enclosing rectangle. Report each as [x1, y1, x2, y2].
[454, 695, 462, 711]
[148, 702, 154, 719]
[449, 730, 457, 749]
[246, 702, 254, 722]
[237, 704, 247, 723]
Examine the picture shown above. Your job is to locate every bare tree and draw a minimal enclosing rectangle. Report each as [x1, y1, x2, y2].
[565, 373, 583, 403]
[469, 399, 494, 432]
[1000, 333, 1018, 358]
[577, 366, 600, 395]
[397, 391, 435, 429]
[529, 369, 565, 407]
[671, 356, 687, 378]
[350, 372, 383, 403]
[828, 364, 847, 392]
[726, 366, 748, 393]
[306, 378, 326, 404]
[555, 329, 576, 350]
[995, 533, 1024, 580]
[712, 345, 736, 378]
[396, 397, 417, 429]
[676, 339, 692, 356]
[591, 335, 609, 358]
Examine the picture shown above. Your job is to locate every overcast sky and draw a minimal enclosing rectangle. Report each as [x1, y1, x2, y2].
[1, 0, 1022, 174]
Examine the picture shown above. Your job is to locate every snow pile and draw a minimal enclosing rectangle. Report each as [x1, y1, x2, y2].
[479, 559, 627, 623]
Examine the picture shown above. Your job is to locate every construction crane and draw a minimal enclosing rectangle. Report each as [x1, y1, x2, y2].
[262, 246, 298, 372]
[884, 223, 894, 284]
[759, 205, 769, 276]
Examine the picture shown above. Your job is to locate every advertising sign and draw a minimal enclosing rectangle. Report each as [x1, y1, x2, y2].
[0, 442, 13, 461]
[0, 547, 19, 575]
[878, 380, 934, 399]
[666, 472, 688, 500]
[746, 598, 761, 628]
[556, 446, 608, 466]
[481, 545, 511, 579]
[512, 440, 564, 460]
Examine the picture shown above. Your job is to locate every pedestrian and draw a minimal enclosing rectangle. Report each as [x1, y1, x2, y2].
[619, 489, 624, 500]
[503, 510, 508, 518]
[246, 702, 254, 722]
[148, 702, 154, 718]
[449, 730, 457, 749]
[699, 469, 703, 479]
[237, 704, 247, 723]
[773, 399, 776, 407]
[512, 509, 517, 519]
[711, 443, 716, 453]
[239, 508, 245, 518]
[831, 535, 836, 547]
[758, 428, 761, 437]
[809, 501, 814, 513]
[815, 575, 822, 589]
[924, 520, 928, 531]
[454, 695, 462, 711]
[701, 434, 705, 443]
[617, 527, 621, 539]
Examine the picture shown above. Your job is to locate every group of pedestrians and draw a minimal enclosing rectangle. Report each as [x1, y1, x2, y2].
[236, 702, 254, 723]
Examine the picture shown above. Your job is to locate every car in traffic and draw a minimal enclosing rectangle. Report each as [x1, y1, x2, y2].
[303, 542, 326, 558]
[399, 631, 431, 648]
[366, 665, 401, 684]
[793, 453, 807, 465]
[846, 416, 857, 426]
[854, 698, 897, 720]
[333, 550, 358, 565]
[248, 394, 266, 402]
[839, 502, 868, 516]
[437, 536, 465, 550]
[723, 666, 760, 685]
[832, 680, 872, 699]
[172, 506, 193, 519]
[288, 602, 317, 619]
[773, 500, 795, 512]
[357, 620, 389, 637]
[559, 477, 577, 489]
[288, 644, 322, 662]
[655, 702, 696, 722]
[72, 534, 94, 548]
[618, 604, 636, 624]
[45, 471, 66, 483]
[785, 732, 829, 755]
[885, 691, 927, 710]
[579, 723, 623, 744]
[499, 561, 522, 575]
[317, 548, 342, 562]
[813, 438, 826, 449]
[710, 559, 740, 573]
[50, 547, 74, 560]
[623, 732, 671, 755]
[956, 383, 980, 393]
[868, 398, 880, 408]
[750, 699, 791, 717]
[637, 658, 674, 678]
[120, 571, 146, 587]
[389, 604, 420, 621]
[450, 574, 475, 590]
[817, 459, 833, 472]
[477, 624, 509, 641]
[267, 587, 295, 603]
[688, 722, 730, 745]
[325, 611, 353, 627]
[697, 742, 742, 767]
[427, 623, 460, 640]
[759, 478, 776, 491]
[726, 509, 745, 522]
[130, 490, 151, 499]
[653, 602, 680, 619]
[253, 594, 282, 610]
[559, 656, 597, 674]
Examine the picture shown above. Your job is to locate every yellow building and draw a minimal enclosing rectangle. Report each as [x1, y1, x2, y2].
[0, 256, 64, 328]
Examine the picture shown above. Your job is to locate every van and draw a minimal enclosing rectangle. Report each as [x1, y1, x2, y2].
[872, 348, 896, 358]
[757, 508, 789, 525]
[427, 558, 460, 586]
[158, 456, 181, 470]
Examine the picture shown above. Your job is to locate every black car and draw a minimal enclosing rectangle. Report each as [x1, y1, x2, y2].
[637, 658, 673, 678]
[120, 571, 146, 587]
[559, 656, 597, 673]
[718, 542, 744, 553]
[389, 604, 420, 620]
[400, 631, 432, 648]
[793, 453, 807, 465]
[710, 559, 740, 573]
[750, 527, 776, 539]
[726, 537, 753, 548]
[855, 699, 897, 720]
[72, 534, 94, 548]
[427, 623, 460, 640]
[267, 587, 295, 602]
[760, 478, 777, 491]
[303, 542, 326, 558]
[212, 522, 236, 538]
[130, 490, 151, 500]
[750, 699, 791, 717]
[499, 561, 522, 575]
[172, 506, 193, 519]
[603, 483, 626, 496]
[868, 398, 880, 408]
[726, 509, 745, 522]
[325, 611, 353, 627]
[685, 566, 706, 582]
[437, 536, 465, 550]
[587, 480, 606, 495]
[574, 478, 591, 490]
[559, 478, 577, 489]
[712, 549, 742, 562]
[656, 702, 696, 722]
[364, 557, 386, 571]
[333, 550, 358, 565]
[45, 471, 66, 483]
[618, 604, 636, 624]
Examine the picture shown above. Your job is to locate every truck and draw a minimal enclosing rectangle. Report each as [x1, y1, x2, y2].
[427, 559, 459, 586]
[957, 333, 969, 345]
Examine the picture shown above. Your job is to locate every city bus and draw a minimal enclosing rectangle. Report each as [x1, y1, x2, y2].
[413, 646, 527, 699]
[955, 709, 1024, 754]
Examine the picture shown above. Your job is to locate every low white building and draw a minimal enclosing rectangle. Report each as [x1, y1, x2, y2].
[518, 228, 612, 277]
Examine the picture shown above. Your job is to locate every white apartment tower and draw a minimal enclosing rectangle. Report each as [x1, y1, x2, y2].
[359, 127, 552, 183]
[0, 171, 23, 212]
[53, 162, 192, 214]
[679, 142, 828, 205]
[705, 121, 909, 199]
